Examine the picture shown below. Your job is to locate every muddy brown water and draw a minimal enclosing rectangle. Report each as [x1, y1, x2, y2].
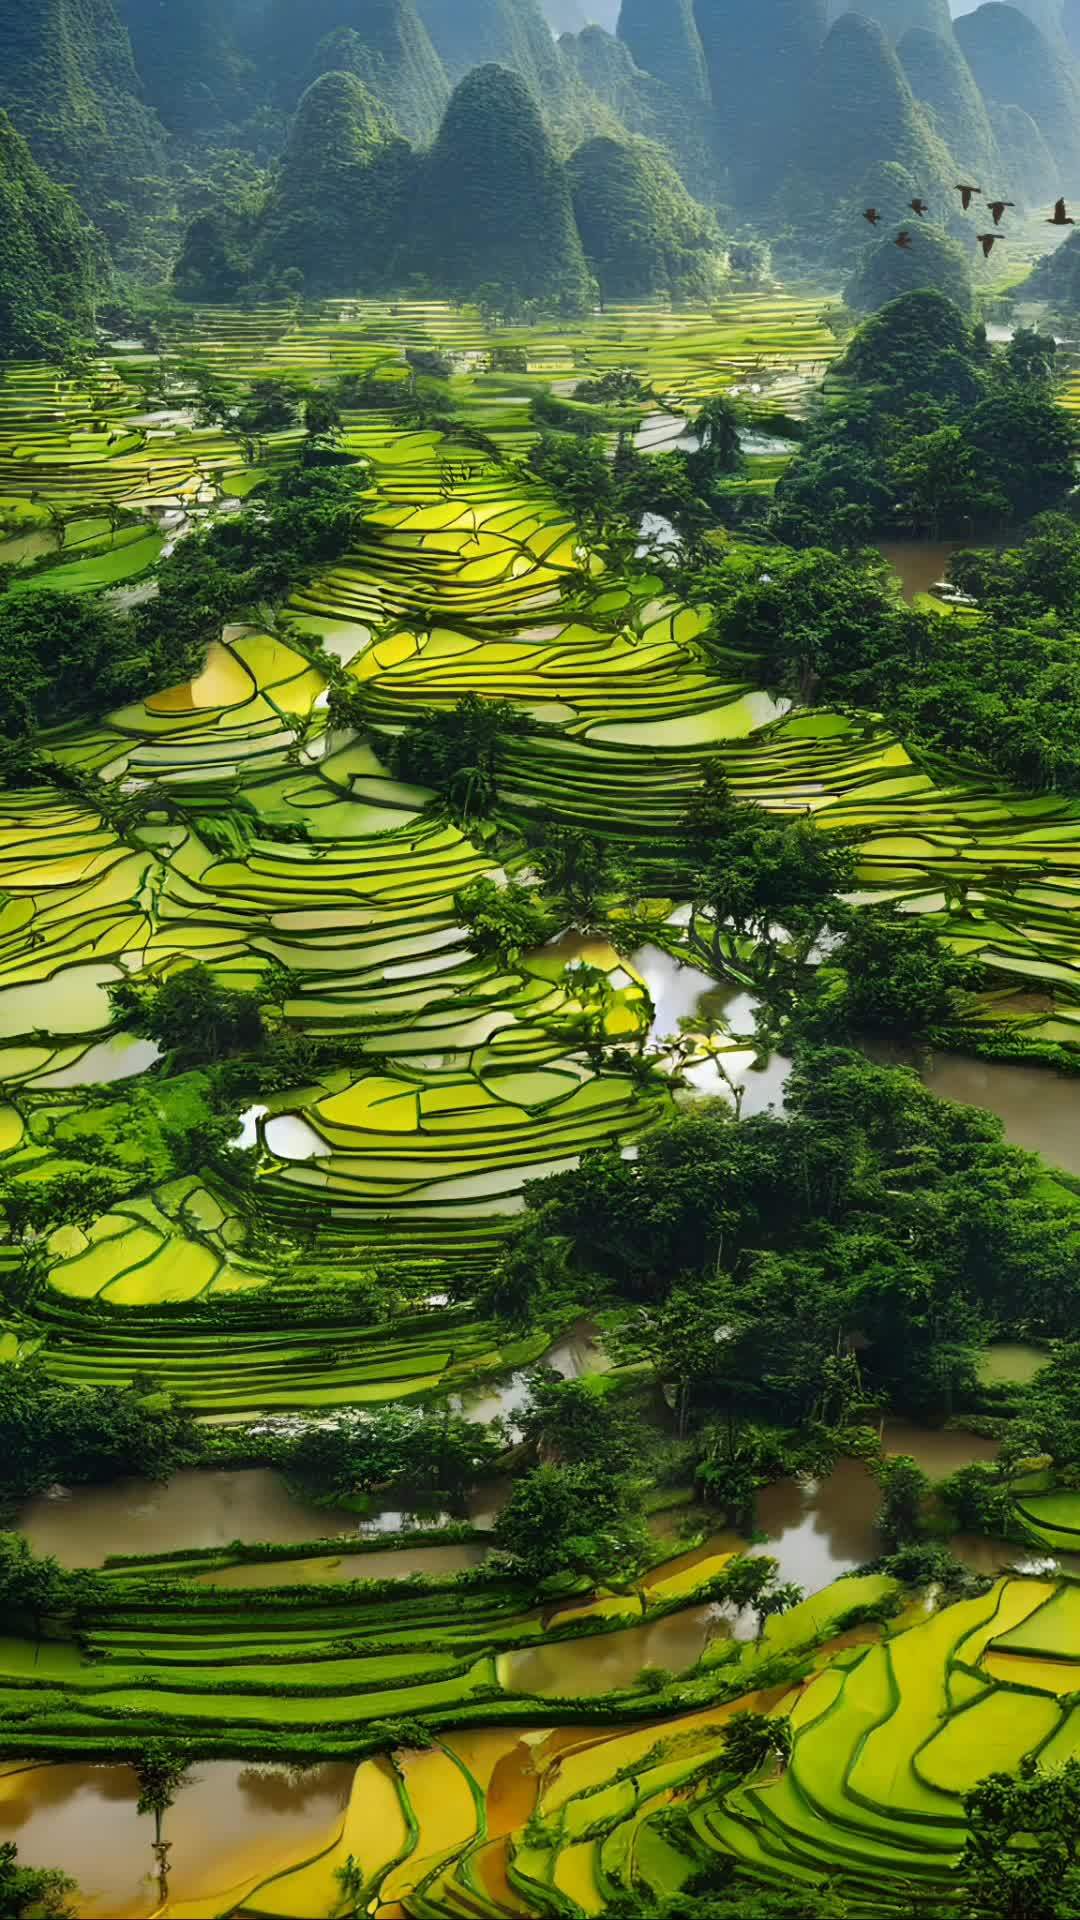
[191, 1540, 488, 1586]
[17, 1468, 361, 1570]
[0, 1759, 351, 1919]
[501, 1603, 718, 1697]
[876, 538, 965, 603]
[920, 1052, 1080, 1178]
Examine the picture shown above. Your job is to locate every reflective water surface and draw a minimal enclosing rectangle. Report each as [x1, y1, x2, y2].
[0, 1760, 351, 1919]
[18, 1468, 359, 1569]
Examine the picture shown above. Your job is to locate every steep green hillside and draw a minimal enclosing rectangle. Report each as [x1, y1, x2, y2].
[398, 64, 592, 311]
[415, 0, 564, 94]
[846, 219, 975, 312]
[954, 2, 1080, 184]
[696, 0, 828, 204]
[796, 12, 955, 210]
[990, 100, 1057, 199]
[560, 25, 717, 197]
[0, 111, 98, 358]
[266, 0, 450, 142]
[897, 25, 1003, 188]
[617, 0, 710, 104]
[1026, 225, 1080, 303]
[256, 72, 416, 295]
[1010, 0, 1070, 48]
[0, 0, 165, 234]
[118, 0, 255, 135]
[827, 0, 952, 38]
[568, 134, 724, 299]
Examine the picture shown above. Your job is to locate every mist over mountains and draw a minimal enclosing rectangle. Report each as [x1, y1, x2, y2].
[4, 0, 1080, 331]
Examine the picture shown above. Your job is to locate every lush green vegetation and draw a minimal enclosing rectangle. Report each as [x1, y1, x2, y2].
[0, 1842, 72, 1920]
[495, 1048, 1077, 1423]
[0, 112, 98, 358]
[399, 64, 592, 314]
[772, 292, 1077, 541]
[568, 136, 725, 304]
[0, 1358, 199, 1501]
[0, 464, 368, 738]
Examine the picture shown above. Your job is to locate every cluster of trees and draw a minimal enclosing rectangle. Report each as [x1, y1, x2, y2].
[0, 1842, 72, 1920]
[0, 464, 366, 750]
[271, 1404, 503, 1504]
[770, 294, 1076, 545]
[694, 526, 1080, 795]
[110, 965, 267, 1069]
[489, 1048, 1080, 1432]
[0, 1359, 200, 1501]
[528, 391, 745, 546]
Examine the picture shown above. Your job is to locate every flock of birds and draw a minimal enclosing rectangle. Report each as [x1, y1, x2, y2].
[863, 189, 1074, 258]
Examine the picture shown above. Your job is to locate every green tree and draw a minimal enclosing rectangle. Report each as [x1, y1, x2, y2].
[493, 1463, 650, 1587]
[809, 910, 982, 1041]
[720, 1711, 793, 1778]
[0, 1534, 73, 1641]
[454, 876, 556, 963]
[387, 693, 532, 821]
[304, 390, 344, 448]
[133, 1742, 194, 1901]
[519, 1369, 640, 1471]
[237, 378, 307, 434]
[531, 826, 630, 925]
[0, 1843, 73, 1920]
[110, 964, 265, 1066]
[876, 1453, 930, 1549]
[962, 1757, 1080, 1919]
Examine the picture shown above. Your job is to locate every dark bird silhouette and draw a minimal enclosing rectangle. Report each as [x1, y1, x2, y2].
[976, 232, 1001, 256]
[895, 230, 913, 249]
[986, 200, 1014, 224]
[863, 207, 881, 225]
[910, 198, 929, 217]
[955, 184, 981, 210]
[1048, 197, 1075, 225]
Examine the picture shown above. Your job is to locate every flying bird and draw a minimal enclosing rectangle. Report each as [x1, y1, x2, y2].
[895, 230, 913, 249]
[955, 184, 982, 210]
[863, 207, 881, 225]
[986, 200, 1014, 224]
[1048, 197, 1075, 225]
[976, 232, 1001, 256]
[910, 198, 929, 217]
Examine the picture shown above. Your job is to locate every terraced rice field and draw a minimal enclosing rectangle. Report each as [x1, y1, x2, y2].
[13, 1566, 1074, 1917]
[5, 296, 1080, 1912]
[0, 294, 1080, 1396]
[0, 295, 853, 1416]
[228, 1571, 1080, 1919]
